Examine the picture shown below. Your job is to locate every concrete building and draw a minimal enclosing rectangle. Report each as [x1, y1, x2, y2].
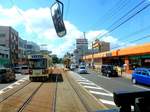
[25, 41, 40, 55]
[0, 26, 19, 66]
[0, 46, 10, 67]
[74, 38, 88, 64]
[18, 37, 28, 65]
[90, 40, 110, 54]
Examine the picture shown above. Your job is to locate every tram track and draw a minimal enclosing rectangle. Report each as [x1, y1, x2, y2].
[16, 83, 43, 112]
[65, 71, 91, 112]
[0, 81, 31, 103]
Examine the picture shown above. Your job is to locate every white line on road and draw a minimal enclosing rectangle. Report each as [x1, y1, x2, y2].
[79, 82, 96, 86]
[100, 99, 116, 106]
[90, 90, 113, 97]
[97, 75, 111, 80]
[77, 79, 90, 82]
[0, 76, 28, 94]
[83, 85, 103, 90]
[133, 85, 150, 91]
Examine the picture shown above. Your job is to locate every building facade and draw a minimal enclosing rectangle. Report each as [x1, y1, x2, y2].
[74, 38, 88, 64]
[25, 41, 40, 55]
[0, 26, 18, 66]
[84, 43, 150, 75]
[18, 37, 28, 65]
[0, 46, 9, 67]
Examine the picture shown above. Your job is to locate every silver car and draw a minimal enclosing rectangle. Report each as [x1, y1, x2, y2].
[78, 66, 87, 74]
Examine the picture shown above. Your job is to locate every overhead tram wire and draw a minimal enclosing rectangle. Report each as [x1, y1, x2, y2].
[64, 0, 70, 20]
[102, 0, 130, 25]
[9, 0, 36, 33]
[94, 3, 150, 40]
[107, 0, 146, 30]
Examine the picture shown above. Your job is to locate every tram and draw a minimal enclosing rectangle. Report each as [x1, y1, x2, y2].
[28, 54, 53, 81]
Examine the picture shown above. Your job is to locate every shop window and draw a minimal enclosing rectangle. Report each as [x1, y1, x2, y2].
[129, 59, 141, 70]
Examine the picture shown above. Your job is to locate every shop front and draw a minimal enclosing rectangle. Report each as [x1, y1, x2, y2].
[129, 54, 150, 70]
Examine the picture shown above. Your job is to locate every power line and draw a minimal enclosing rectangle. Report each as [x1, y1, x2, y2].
[112, 35, 150, 50]
[116, 24, 150, 42]
[95, 3, 150, 40]
[88, 0, 129, 29]
[9, 0, 35, 33]
[107, 0, 146, 30]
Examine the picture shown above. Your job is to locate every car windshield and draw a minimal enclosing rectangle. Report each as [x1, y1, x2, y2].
[29, 59, 47, 69]
[80, 67, 85, 69]
[22, 67, 28, 69]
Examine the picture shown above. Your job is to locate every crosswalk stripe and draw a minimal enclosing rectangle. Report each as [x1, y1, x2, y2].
[100, 99, 116, 106]
[90, 90, 113, 97]
[83, 85, 103, 90]
[79, 82, 96, 86]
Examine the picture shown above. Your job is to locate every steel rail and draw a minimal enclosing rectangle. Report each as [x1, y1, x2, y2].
[16, 83, 43, 112]
[65, 71, 91, 112]
[52, 74, 58, 112]
[0, 82, 31, 103]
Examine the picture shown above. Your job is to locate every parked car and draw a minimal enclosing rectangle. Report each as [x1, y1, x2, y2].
[132, 68, 150, 85]
[78, 66, 87, 74]
[0, 67, 16, 83]
[13, 67, 21, 73]
[70, 64, 76, 71]
[101, 64, 118, 77]
[21, 66, 29, 75]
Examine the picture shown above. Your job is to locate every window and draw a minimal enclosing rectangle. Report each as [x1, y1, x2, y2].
[0, 33, 5, 38]
[135, 70, 141, 74]
[142, 70, 149, 76]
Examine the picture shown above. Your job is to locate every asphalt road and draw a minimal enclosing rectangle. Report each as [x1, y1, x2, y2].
[74, 69, 150, 108]
[0, 74, 28, 90]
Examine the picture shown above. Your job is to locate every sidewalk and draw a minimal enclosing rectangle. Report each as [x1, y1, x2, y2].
[120, 72, 132, 80]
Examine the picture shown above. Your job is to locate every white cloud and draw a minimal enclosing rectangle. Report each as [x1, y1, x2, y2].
[0, 5, 126, 57]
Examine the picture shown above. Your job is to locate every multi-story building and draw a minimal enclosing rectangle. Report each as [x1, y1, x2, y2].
[25, 41, 40, 55]
[18, 37, 28, 65]
[91, 40, 110, 54]
[74, 38, 88, 64]
[0, 46, 9, 67]
[0, 26, 19, 66]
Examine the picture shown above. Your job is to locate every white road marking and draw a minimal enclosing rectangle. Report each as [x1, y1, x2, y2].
[133, 85, 150, 91]
[90, 90, 113, 97]
[77, 79, 90, 82]
[79, 82, 96, 86]
[0, 91, 4, 94]
[100, 99, 116, 106]
[83, 85, 103, 90]
[98, 75, 111, 80]
[7, 86, 13, 89]
[0, 76, 28, 94]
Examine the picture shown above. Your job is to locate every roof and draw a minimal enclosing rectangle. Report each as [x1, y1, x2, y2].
[84, 43, 150, 59]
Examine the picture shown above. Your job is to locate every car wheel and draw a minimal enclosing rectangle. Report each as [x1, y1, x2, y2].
[132, 78, 136, 84]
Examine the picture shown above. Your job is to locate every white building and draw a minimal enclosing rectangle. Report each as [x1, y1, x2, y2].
[74, 38, 88, 64]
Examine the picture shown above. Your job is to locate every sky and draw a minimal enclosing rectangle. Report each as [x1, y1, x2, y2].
[0, 0, 150, 57]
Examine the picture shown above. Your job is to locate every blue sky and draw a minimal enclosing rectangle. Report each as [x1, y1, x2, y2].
[0, 0, 150, 57]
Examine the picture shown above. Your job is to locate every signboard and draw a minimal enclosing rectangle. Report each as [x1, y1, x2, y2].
[31, 55, 43, 59]
[129, 54, 150, 60]
[76, 38, 88, 44]
[92, 39, 100, 49]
